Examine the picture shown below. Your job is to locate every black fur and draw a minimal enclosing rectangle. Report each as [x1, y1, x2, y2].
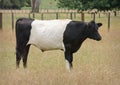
[16, 18, 34, 68]
[63, 20, 102, 68]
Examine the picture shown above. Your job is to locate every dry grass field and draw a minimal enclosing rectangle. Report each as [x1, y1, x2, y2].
[0, 12, 120, 85]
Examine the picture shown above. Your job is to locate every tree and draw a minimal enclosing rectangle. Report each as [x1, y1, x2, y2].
[56, 0, 120, 11]
[0, 0, 12, 9]
[57, 0, 83, 11]
[11, 0, 21, 9]
[25, 0, 31, 7]
[31, 0, 40, 12]
[93, 0, 120, 10]
[0, 0, 31, 9]
[93, 0, 111, 10]
[109, 0, 120, 9]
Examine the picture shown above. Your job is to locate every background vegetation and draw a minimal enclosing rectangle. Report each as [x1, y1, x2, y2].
[57, 0, 120, 11]
[0, 0, 30, 9]
[0, 0, 120, 10]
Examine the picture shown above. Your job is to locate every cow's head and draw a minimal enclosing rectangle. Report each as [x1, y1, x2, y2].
[87, 20, 102, 41]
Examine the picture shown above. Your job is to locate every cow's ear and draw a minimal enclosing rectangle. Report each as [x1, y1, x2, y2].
[88, 20, 95, 28]
[97, 23, 102, 27]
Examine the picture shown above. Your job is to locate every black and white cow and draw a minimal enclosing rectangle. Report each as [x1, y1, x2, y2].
[15, 18, 102, 71]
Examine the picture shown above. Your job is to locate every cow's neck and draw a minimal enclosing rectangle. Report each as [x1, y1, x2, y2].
[80, 23, 88, 44]
[79, 23, 89, 44]
[79, 25, 88, 45]
[73, 34, 87, 53]
[79, 34, 87, 46]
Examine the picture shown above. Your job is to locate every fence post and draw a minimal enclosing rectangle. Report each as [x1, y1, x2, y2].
[56, 12, 59, 19]
[98, 12, 100, 18]
[11, 12, 14, 31]
[29, 13, 31, 18]
[0, 13, 2, 30]
[113, 11, 116, 16]
[74, 12, 76, 18]
[70, 12, 73, 19]
[81, 12, 84, 21]
[108, 12, 110, 31]
[41, 13, 44, 20]
[33, 13, 35, 18]
[93, 13, 95, 21]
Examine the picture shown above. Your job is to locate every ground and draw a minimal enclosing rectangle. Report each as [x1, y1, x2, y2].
[0, 12, 120, 85]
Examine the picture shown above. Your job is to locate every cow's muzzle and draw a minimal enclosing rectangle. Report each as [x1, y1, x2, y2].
[96, 36, 102, 41]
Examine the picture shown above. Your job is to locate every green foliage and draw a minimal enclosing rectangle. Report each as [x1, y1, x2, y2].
[0, 0, 31, 9]
[25, 0, 31, 7]
[0, 0, 12, 8]
[94, 0, 110, 10]
[11, 0, 21, 9]
[57, 0, 83, 10]
[110, 0, 120, 9]
[56, 0, 120, 11]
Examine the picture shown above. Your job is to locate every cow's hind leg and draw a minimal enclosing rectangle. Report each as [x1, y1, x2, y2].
[16, 49, 21, 68]
[22, 45, 30, 68]
[16, 45, 30, 68]
[64, 44, 73, 72]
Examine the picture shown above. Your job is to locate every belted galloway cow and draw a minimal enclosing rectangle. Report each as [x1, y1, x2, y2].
[15, 18, 102, 71]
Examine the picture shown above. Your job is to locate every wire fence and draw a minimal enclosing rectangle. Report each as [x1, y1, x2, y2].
[0, 9, 120, 30]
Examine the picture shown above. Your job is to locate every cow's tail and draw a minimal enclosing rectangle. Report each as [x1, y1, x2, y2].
[15, 18, 34, 68]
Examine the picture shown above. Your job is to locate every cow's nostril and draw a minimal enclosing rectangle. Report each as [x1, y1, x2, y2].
[97, 36, 102, 41]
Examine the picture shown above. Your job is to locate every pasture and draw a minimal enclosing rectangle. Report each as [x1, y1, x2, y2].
[0, 11, 120, 85]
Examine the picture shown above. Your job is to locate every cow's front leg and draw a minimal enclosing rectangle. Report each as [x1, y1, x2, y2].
[64, 44, 73, 72]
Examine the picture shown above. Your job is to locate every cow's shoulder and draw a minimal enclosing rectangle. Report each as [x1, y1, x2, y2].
[64, 21, 87, 39]
[63, 21, 88, 53]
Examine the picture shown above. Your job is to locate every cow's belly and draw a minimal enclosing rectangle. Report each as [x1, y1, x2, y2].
[27, 19, 71, 51]
[28, 31, 64, 51]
